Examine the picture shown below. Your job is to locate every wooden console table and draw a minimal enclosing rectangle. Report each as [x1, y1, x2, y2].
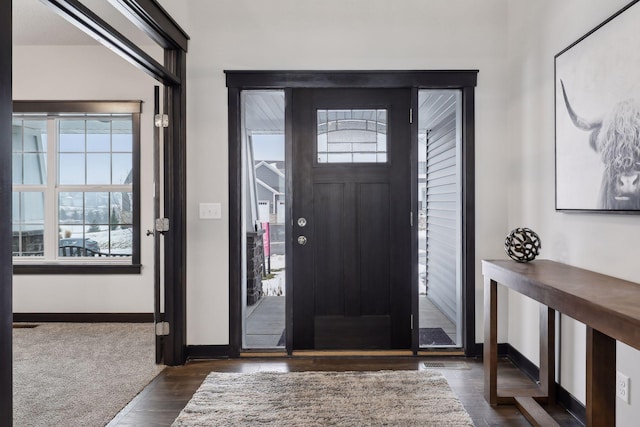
[482, 259, 640, 427]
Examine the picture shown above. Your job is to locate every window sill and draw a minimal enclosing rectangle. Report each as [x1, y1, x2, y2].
[13, 264, 142, 275]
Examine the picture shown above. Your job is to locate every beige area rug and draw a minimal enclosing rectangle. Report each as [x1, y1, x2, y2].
[13, 323, 164, 427]
[172, 370, 474, 426]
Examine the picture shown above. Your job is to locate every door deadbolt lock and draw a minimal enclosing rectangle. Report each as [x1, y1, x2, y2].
[297, 217, 307, 227]
[297, 235, 308, 245]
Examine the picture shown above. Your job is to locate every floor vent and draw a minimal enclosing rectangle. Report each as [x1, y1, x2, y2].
[423, 361, 470, 370]
[13, 324, 39, 329]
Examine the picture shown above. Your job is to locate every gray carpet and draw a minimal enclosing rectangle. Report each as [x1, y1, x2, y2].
[172, 370, 474, 426]
[13, 323, 164, 427]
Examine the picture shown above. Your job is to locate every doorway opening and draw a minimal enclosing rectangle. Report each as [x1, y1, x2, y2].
[228, 71, 477, 356]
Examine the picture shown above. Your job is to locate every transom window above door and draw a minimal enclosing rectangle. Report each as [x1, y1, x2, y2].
[317, 109, 387, 163]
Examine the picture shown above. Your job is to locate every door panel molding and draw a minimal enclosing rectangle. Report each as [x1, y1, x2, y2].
[226, 70, 478, 357]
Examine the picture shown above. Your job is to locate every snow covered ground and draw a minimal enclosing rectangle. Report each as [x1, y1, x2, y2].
[262, 254, 285, 296]
[69, 228, 133, 255]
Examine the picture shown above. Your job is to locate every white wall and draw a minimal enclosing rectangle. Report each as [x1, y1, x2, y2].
[12, 45, 157, 313]
[156, 0, 512, 345]
[507, 1, 640, 424]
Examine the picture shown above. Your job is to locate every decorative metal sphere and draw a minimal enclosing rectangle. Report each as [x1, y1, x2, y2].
[504, 227, 541, 262]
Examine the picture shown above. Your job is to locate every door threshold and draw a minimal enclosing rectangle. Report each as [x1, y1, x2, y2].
[292, 350, 414, 357]
[240, 351, 288, 358]
[239, 349, 466, 357]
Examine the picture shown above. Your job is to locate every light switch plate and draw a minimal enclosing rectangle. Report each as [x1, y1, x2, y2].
[199, 202, 222, 219]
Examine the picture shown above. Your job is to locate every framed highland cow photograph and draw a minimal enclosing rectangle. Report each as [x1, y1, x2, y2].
[555, 0, 640, 212]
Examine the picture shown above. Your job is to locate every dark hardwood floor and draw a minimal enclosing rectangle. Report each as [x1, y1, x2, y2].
[108, 356, 583, 426]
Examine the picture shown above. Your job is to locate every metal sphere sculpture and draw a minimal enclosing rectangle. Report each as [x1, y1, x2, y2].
[504, 227, 541, 263]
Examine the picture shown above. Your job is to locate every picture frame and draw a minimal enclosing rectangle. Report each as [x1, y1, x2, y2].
[555, 0, 640, 213]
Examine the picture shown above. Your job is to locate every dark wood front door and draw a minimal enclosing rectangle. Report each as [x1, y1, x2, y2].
[291, 88, 412, 350]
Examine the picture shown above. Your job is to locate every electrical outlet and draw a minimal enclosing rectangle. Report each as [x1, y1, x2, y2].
[617, 371, 630, 404]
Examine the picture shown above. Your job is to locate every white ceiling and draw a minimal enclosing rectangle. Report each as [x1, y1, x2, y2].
[13, 0, 159, 47]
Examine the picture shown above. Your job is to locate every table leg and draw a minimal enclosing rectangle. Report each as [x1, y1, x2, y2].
[539, 306, 555, 403]
[484, 277, 498, 405]
[586, 326, 615, 426]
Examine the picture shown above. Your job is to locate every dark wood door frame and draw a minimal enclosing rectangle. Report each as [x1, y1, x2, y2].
[38, 0, 190, 367]
[1, 2, 13, 425]
[41, 0, 190, 367]
[226, 70, 478, 357]
[0, 5, 189, 422]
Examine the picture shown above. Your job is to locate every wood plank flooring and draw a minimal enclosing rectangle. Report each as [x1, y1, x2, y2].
[108, 357, 583, 427]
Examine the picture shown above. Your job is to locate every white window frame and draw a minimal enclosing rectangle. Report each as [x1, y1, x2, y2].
[12, 101, 141, 273]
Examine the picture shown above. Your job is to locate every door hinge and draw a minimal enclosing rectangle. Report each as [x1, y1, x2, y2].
[155, 322, 170, 336]
[155, 218, 170, 233]
[410, 211, 413, 227]
[411, 314, 414, 330]
[409, 108, 413, 124]
[154, 113, 169, 128]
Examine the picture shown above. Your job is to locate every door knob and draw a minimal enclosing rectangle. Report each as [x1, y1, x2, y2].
[297, 236, 308, 245]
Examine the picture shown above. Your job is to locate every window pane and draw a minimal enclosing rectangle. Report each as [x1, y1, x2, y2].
[86, 119, 111, 152]
[353, 153, 377, 162]
[86, 153, 111, 185]
[59, 153, 85, 185]
[21, 192, 45, 224]
[112, 119, 132, 152]
[12, 120, 22, 152]
[59, 225, 83, 241]
[112, 135, 132, 152]
[13, 120, 48, 185]
[109, 227, 133, 256]
[58, 225, 90, 257]
[59, 192, 84, 225]
[327, 153, 353, 162]
[111, 192, 133, 226]
[18, 227, 45, 257]
[12, 192, 45, 257]
[112, 153, 132, 184]
[59, 120, 85, 152]
[23, 120, 47, 152]
[317, 109, 387, 163]
[85, 224, 108, 250]
[12, 225, 19, 255]
[58, 192, 134, 257]
[12, 193, 19, 225]
[12, 154, 22, 184]
[23, 153, 47, 185]
[85, 192, 110, 227]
